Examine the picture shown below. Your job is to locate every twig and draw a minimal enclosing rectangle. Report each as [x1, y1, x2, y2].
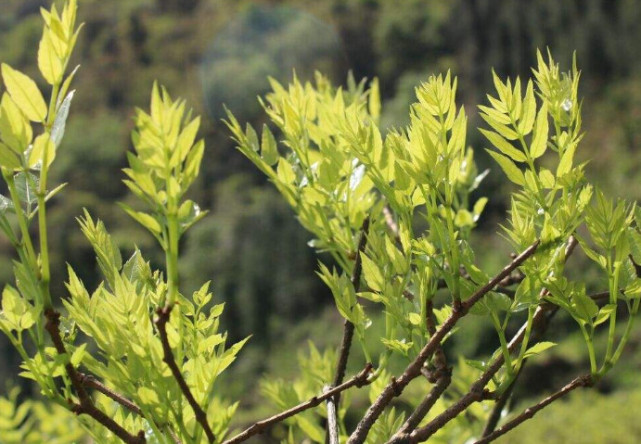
[383, 205, 399, 240]
[391, 300, 451, 438]
[79, 373, 143, 416]
[155, 305, 215, 443]
[79, 373, 183, 444]
[325, 385, 339, 444]
[347, 240, 540, 444]
[482, 236, 578, 437]
[44, 309, 146, 444]
[331, 217, 370, 403]
[473, 374, 593, 444]
[223, 364, 373, 444]
[480, 372, 517, 437]
[397, 306, 548, 443]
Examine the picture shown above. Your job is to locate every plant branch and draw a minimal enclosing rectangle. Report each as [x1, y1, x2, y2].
[383, 204, 399, 241]
[397, 306, 548, 443]
[331, 217, 370, 400]
[223, 364, 373, 444]
[482, 235, 578, 437]
[155, 305, 215, 443]
[79, 373, 182, 443]
[347, 240, 540, 444]
[79, 373, 143, 416]
[325, 385, 339, 444]
[44, 309, 146, 444]
[473, 374, 593, 444]
[392, 300, 451, 439]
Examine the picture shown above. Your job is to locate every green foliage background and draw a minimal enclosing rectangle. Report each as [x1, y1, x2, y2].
[2, 0, 641, 441]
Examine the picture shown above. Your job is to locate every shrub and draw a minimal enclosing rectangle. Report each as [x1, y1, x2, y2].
[1, 1, 640, 443]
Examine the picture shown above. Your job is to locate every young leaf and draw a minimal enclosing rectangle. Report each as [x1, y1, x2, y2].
[261, 124, 279, 166]
[480, 128, 527, 162]
[486, 149, 525, 185]
[51, 90, 74, 147]
[529, 103, 549, 159]
[523, 341, 557, 359]
[1, 64, 47, 122]
[38, 31, 64, 85]
[518, 80, 536, 135]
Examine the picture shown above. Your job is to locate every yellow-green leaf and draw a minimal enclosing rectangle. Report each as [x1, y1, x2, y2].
[487, 149, 524, 186]
[1, 64, 47, 122]
[369, 77, 381, 121]
[261, 124, 279, 166]
[0, 142, 21, 170]
[276, 158, 295, 184]
[480, 128, 526, 162]
[29, 133, 55, 168]
[557, 140, 577, 177]
[361, 254, 384, 292]
[518, 80, 536, 135]
[529, 103, 548, 159]
[38, 30, 63, 85]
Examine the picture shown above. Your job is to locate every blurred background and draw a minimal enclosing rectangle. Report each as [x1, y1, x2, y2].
[2, 0, 641, 442]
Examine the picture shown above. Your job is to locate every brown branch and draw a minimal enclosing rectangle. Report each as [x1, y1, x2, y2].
[347, 240, 540, 444]
[44, 309, 146, 444]
[79, 373, 182, 444]
[331, 217, 370, 402]
[223, 364, 373, 444]
[393, 237, 577, 442]
[324, 385, 339, 444]
[155, 305, 215, 443]
[481, 235, 578, 437]
[79, 373, 143, 416]
[480, 370, 518, 437]
[397, 306, 547, 443]
[473, 374, 593, 444]
[392, 300, 451, 438]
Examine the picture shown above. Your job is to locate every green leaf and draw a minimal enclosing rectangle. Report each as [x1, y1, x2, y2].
[1, 64, 47, 122]
[29, 133, 55, 168]
[518, 80, 536, 135]
[479, 112, 519, 140]
[572, 290, 599, 322]
[523, 341, 557, 359]
[408, 313, 422, 326]
[70, 344, 87, 367]
[486, 149, 524, 185]
[381, 338, 413, 356]
[120, 205, 162, 236]
[261, 124, 279, 166]
[480, 129, 526, 162]
[0, 93, 32, 152]
[529, 103, 548, 159]
[0, 142, 21, 170]
[361, 254, 384, 292]
[137, 387, 159, 405]
[51, 90, 74, 147]
[538, 168, 555, 188]
[14, 172, 39, 208]
[38, 30, 64, 85]
[473, 197, 488, 221]
[594, 304, 617, 326]
[276, 158, 296, 185]
[556, 141, 577, 177]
